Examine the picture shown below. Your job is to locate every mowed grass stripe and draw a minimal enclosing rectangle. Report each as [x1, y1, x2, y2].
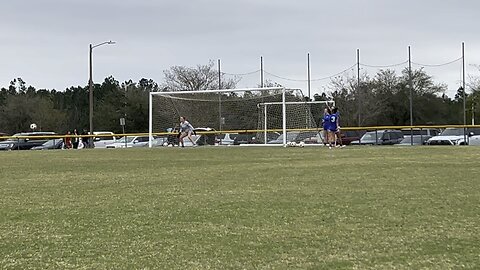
[0, 147, 479, 269]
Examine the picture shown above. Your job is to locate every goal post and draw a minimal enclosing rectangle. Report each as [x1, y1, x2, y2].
[148, 87, 288, 147]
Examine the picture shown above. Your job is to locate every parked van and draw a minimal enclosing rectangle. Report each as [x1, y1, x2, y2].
[400, 128, 440, 145]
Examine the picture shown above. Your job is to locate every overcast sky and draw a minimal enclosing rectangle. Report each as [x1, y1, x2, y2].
[1, 0, 479, 97]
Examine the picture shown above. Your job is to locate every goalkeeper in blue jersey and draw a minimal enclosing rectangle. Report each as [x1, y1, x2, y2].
[179, 116, 196, 147]
[329, 107, 345, 148]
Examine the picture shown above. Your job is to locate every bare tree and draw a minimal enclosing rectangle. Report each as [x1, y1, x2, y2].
[161, 61, 238, 91]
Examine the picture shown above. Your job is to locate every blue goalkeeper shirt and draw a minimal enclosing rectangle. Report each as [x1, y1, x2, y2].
[322, 114, 331, 130]
[328, 113, 339, 131]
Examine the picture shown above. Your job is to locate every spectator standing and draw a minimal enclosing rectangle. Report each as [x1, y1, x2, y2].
[73, 129, 79, 149]
[65, 131, 72, 149]
[81, 129, 89, 148]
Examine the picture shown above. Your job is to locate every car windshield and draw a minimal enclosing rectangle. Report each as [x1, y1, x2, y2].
[361, 131, 383, 141]
[402, 129, 428, 135]
[400, 136, 422, 144]
[275, 132, 299, 141]
[4, 133, 26, 142]
[42, 139, 59, 146]
[440, 128, 464, 136]
[117, 136, 135, 143]
[343, 131, 359, 137]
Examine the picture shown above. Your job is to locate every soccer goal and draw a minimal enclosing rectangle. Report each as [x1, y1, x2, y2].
[148, 87, 322, 147]
[257, 100, 335, 144]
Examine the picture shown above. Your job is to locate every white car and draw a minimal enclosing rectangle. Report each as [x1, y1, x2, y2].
[427, 128, 480, 145]
[92, 132, 117, 148]
[470, 135, 480, 146]
[106, 135, 154, 148]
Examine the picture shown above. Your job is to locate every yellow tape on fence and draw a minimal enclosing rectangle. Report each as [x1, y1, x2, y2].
[2, 125, 480, 141]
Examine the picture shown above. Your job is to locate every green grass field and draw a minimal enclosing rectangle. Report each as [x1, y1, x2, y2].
[1, 146, 479, 269]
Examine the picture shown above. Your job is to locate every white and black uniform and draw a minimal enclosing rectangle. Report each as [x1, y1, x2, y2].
[180, 121, 194, 133]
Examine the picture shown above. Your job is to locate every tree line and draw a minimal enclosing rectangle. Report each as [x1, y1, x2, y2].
[1, 61, 479, 135]
[316, 68, 479, 127]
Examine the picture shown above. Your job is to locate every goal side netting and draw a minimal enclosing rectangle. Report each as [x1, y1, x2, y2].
[257, 100, 335, 144]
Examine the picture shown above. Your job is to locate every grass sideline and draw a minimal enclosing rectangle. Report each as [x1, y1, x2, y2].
[0, 147, 479, 269]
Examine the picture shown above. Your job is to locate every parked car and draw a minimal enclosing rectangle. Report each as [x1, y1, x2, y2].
[427, 128, 480, 145]
[398, 128, 438, 145]
[216, 133, 238, 145]
[106, 135, 155, 148]
[31, 138, 64, 150]
[233, 133, 258, 145]
[194, 128, 217, 146]
[469, 133, 480, 146]
[166, 127, 216, 146]
[350, 130, 404, 145]
[338, 130, 365, 145]
[267, 131, 319, 144]
[0, 132, 56, 150]
[151, 137, 168, 147]
[401, 128, 440, 137]
[255, 132, 281, 144]
[302, 132, 324, 144]
[92, 131, 117, 148]
[397, 135, 429, 146]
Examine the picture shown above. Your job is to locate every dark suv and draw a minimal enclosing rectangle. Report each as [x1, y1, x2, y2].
[233, 133, 258, 145]
[0, 132, 56, 150]
[350, 130, 404, 145]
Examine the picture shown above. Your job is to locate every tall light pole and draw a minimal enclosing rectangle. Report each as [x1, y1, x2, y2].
[408, 46, 414, 145]
[307, 53, 311, 100]
[462, 42, 467, 144]
[89, 41, 115, 148]
[357, 49, 361, 126]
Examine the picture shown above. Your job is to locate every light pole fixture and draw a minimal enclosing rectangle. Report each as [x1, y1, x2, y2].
[89, 40, 115, 148]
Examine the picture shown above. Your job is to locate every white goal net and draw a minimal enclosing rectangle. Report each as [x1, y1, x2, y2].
[148, 87, 328, 147]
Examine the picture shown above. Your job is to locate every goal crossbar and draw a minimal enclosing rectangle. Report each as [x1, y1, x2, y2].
[151, 87, 284, 96]
[257, 100, 335, 106]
